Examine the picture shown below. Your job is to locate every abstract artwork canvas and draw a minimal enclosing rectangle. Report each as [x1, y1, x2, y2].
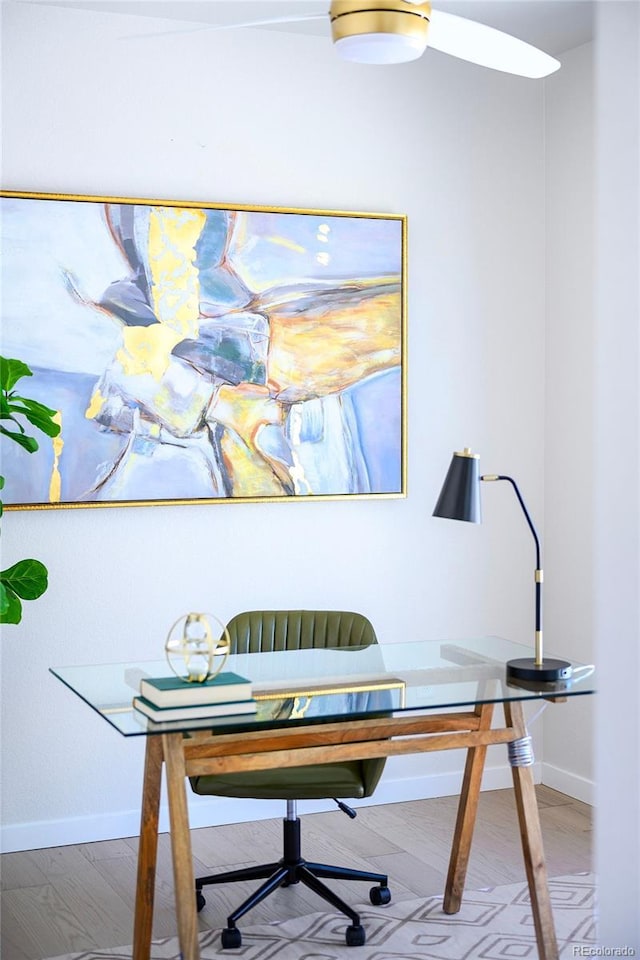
[0, 192, 406, 509]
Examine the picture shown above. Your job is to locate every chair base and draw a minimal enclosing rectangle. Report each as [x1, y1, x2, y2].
[195, 816, 390, 948]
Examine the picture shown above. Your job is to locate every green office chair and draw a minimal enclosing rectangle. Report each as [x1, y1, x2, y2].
[190, 610, 391, 949]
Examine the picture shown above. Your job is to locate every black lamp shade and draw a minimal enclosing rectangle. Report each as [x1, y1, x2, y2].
[433, 451, 481, 523]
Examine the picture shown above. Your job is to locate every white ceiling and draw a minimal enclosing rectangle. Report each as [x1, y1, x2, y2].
[14, 0, 594, 56]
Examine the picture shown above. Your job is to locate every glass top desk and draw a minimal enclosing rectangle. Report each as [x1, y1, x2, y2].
[51, 637, 596, 960]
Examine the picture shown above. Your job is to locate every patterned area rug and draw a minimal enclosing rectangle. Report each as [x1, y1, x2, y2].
[46, 873, 596, 960]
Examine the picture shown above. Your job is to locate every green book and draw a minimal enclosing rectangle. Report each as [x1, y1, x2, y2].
[139, 671, 252, 707]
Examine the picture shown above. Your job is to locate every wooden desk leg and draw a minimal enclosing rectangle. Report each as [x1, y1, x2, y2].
[133, 735, 163, 960]
[443, 702, 494, 914]
[163, 733, 200, 960]
[505, 700, 559, 960]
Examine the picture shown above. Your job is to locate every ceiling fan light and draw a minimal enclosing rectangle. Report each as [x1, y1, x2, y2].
[335, 32, 426, 64]
[330, 1, 431, 65]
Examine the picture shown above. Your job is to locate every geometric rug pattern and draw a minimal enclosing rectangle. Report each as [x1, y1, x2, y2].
[45, 872, 597, 960]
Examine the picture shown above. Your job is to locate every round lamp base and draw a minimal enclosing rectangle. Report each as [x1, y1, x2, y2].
[506, 657, 572, 684]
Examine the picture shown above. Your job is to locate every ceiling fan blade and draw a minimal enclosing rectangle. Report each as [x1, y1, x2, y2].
[428, 9, 560, 78]
[125, 13, 326, 42]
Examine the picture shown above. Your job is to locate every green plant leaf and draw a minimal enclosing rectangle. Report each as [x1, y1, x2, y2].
[0, 356, 33, 393]
[5, 397, 60, 438]
[0, 581, 8, 615]
[0, 583, 23, 624]
[0, 424, 39, 452]
[1, 559, 49, 600]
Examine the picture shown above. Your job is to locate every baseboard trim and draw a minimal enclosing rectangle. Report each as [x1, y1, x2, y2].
[541, 762, 595, 805]
[0, 762, 532, 853]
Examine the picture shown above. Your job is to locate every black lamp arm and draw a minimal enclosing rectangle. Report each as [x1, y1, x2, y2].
[484, 475, 542, 569]
[481, 474, 543, 649]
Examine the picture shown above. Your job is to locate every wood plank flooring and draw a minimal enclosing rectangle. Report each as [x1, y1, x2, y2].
[0, 786, 593, 960]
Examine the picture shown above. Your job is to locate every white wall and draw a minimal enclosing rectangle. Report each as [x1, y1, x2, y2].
[2, 1, 551, 851]
[543, 42, 595, 803]
[593, 1, 640, 948]
[541, 20, 640, 939]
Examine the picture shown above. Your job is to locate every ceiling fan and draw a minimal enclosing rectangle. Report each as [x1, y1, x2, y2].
[159, 1, 561, 78]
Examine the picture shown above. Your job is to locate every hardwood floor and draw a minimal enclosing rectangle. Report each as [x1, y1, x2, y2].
[0, 785, 593, 960]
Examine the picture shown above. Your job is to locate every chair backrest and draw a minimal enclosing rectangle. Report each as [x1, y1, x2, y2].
[226, 610, 378, 655]
[191, 610, 386, 799]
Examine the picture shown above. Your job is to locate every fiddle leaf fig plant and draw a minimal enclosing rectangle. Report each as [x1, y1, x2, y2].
[1, 356, 61, 625]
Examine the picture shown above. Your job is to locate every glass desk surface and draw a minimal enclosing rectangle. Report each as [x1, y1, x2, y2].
[50, 636, 596, 737]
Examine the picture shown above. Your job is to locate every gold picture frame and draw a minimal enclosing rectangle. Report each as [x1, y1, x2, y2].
[1, 191, 407, 510]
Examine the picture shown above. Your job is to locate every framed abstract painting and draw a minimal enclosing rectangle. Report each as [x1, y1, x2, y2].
[0, 192, 406, 509]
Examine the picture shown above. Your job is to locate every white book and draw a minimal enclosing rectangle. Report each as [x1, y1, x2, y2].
[133, 695, 257, 723]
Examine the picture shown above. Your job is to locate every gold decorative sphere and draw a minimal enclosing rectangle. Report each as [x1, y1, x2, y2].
[165, 612, 230, 683]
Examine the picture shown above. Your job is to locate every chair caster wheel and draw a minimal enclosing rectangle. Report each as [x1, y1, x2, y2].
[221, 926, 242, 949]
[195, 889, 206, 912]
[346, 923, 366, 946]
[370, 884, 391, 906]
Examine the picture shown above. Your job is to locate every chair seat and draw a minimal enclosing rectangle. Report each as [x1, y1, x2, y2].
[191, 760, 370, 800]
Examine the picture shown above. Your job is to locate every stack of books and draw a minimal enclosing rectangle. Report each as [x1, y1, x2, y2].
[133, 671, 257, 722]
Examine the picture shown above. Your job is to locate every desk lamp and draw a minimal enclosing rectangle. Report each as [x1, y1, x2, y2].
[433, 448, 572, 685]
